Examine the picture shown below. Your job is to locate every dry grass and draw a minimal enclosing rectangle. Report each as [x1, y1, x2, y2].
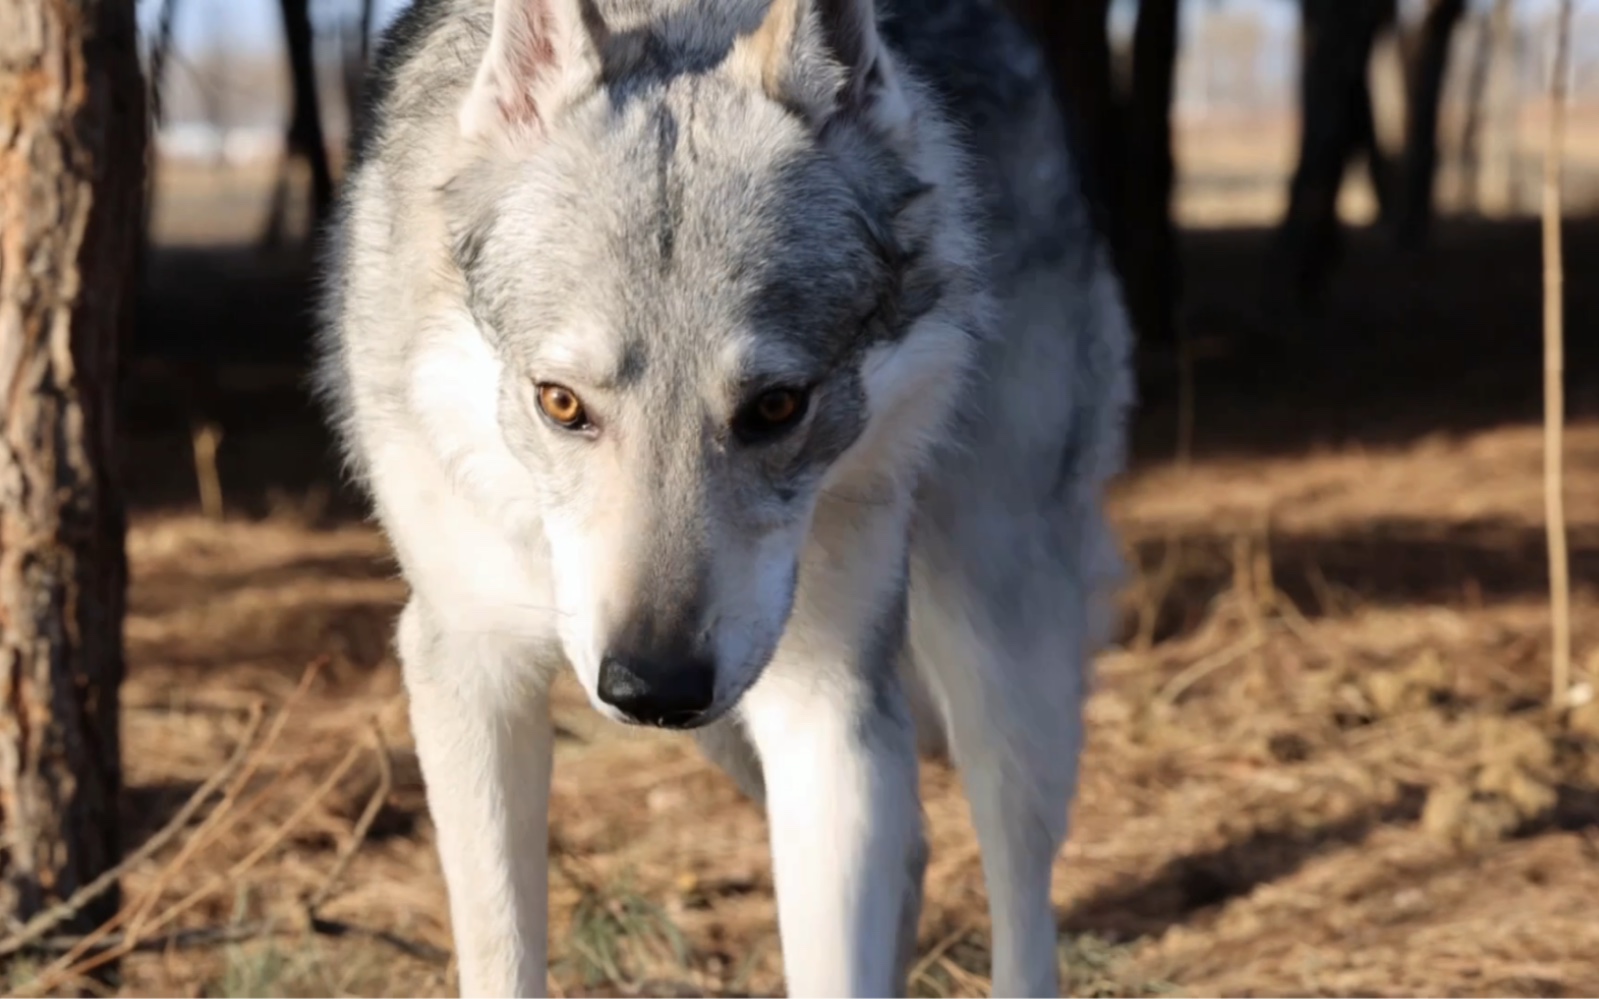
[8, 111, 1599, 997]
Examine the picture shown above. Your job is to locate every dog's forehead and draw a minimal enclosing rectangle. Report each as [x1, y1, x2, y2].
[607, 94, 879, 318]
[453, 72, 917, 392]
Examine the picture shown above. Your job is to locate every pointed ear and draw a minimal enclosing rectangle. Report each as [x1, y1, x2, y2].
[729, 0, 898, 127]
[459, 0, 609, 141]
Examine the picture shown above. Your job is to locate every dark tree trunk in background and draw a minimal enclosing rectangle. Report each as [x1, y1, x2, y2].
[1009, 0, 1121, 252]
[1274, 0, 1396, 308]
[1009, 0, 1183, 353]
[1396, 0, 1468, 248]
[147, 0, 182, 130]
[1456, 0, 1498, 212]
[1120, 0, 1182, 348]
[1351, 67, 1396, 225]
[358, 0, 375, 69]
[263, 0, 335, 245]
[342, 0, 378, 160]
[283, 0, 334, 216]
[0, 0, 144, 937]
[1479, 0, 1520, 215]
[144, 0, 183, 241]
[1459, 0, 1516, 214]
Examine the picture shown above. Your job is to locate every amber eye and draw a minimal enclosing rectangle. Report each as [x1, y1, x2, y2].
[757, 389, 802, 424]
[736, 387, 810, 442]
[536, 383, 589, 430]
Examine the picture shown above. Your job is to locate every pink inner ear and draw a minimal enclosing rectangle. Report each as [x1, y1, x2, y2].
[496, 7, 560, 127]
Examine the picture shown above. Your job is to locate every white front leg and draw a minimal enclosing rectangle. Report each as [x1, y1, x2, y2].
[399, 601, 554, 998]
[737, 496, 925, 997]
[742, 672, 922, 996]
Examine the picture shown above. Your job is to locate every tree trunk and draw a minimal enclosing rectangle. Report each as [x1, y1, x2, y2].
[1456, 0, 1501, 214]
[342, 0, 377, 161]
[1007, 0, 1120, 250]
[1396, 0, 1468, 248]
[1477, 0, 1519, 216]
[143, 0, 183, 248]
[0, 0, 143, 938]
[1273, 0, 1396, 308]
[262, 0, 334, 245]
[1120, 0, 1182, 348]
[284, 0, 334, 217]
[147, 0, 182, 130]
[1352, 63, 1397, 225]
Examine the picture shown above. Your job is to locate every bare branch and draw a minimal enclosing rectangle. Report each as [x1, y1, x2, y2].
[1543, 0, 1573, 708]
[0, 704, 266, 960]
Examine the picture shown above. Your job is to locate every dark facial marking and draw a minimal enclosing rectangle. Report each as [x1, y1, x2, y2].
[653, 104, 683, 271]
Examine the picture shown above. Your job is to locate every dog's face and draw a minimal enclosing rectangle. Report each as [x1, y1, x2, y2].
[444, 0, 979, 727]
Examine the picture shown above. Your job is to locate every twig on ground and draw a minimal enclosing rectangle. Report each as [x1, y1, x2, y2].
[936, 953, 990, 996]
[148, 741, 366, 928]
[24, 743, 366, 991]
[1159, 631, 1269, 706]
[306, 719, 394, 915]
[1134, 532, 1184, 654]
[30, 917, 448, 965]
[1175, 319, 1195, 472]
[1268, 584, 1320, 649]
[127, 657, 326, 938]
[15, 665, 353, 995]
[906, 921, 973, 991]
[190, 420, 226, 521]
[0, 702, 266, 961]
[1234, 533, 1269, 636]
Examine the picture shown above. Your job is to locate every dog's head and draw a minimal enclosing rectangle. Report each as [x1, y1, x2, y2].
[443, 0, 985, 727]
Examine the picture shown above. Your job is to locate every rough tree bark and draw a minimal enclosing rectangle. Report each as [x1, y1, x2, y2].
[0, 0, 145, 936]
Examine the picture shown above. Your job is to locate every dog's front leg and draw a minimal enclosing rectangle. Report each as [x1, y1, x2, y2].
[399, 601, 553, 998]
[739, 501, 924, 998]
[742, 663, 921, 997]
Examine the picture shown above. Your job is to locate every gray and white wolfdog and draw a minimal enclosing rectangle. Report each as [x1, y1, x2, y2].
[315, 0, 1133, 991]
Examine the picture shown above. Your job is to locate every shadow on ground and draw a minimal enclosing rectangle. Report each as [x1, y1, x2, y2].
[1123, 517, 1599, 644]
[1059, 784, 1430, 941]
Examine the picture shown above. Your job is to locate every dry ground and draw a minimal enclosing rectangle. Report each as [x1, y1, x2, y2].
[9, 112, 1599, 997]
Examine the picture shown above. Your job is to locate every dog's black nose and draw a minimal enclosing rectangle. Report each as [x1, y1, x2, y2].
[597, 654, 716, 728]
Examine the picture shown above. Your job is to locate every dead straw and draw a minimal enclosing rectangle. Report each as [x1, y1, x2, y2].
[0, 703, 266, 960]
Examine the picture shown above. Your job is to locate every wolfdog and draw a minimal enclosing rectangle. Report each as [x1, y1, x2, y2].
[315, 0, 1132, 992]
